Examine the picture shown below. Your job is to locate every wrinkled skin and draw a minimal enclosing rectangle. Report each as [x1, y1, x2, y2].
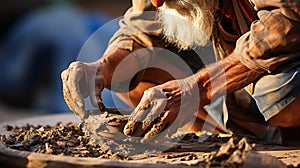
[62, 46, 262, 143]
[61, 0, 300, 145]
[123, 53, 262, 143]
[123, 77, 204, 143]
[61, 49, 134, 118]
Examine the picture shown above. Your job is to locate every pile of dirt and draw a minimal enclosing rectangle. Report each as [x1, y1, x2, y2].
[1, 122, 294, 167]
[0, 121, 217, 159]
[206, 138, 253, 167]
[0, 122, 124, 159]
[1, 108, 294, 167]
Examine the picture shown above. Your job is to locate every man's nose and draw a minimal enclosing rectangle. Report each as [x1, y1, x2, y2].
[151, 0, 166, 7]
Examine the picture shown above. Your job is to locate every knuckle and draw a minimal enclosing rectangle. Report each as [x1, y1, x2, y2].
[145, 87, 155, 93]
[69, 62, 80, 68]
[144, 87, 164, 99]
[144, 87, 156, 96]
[69, 62, 85, 71]
[61, 70, 68, 80]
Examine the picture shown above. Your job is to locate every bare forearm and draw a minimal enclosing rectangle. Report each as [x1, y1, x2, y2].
[91, 48, 144, 89]
[194, 52, 262, 105]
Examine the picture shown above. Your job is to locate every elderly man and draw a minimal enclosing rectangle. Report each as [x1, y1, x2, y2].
[61, 0, 300, 145]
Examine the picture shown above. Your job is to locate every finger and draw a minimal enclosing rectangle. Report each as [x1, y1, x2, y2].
[123, 108, 145, 136]
[89, 75, 104, 109]
[132, 99, 166, 137]
[125, 87, 168, 136]
[123, 105, 150, 135]
[62, 69, 75, 111]
[74, 104, 87, 119]
[61, 69, 69, 81]
[131, 116, 156, 137]
[124, 88, 164, 136]
[62, 82, 72, 110]
[62, 64, 88, 119]
[89, 88, 104, 109]
[63, 84, 75, 112]
[123, 120, 140, 136]
[150, 122, 178, 144]
[141, 110, 172, 143]
[67, 63, 85, 108]
[89, 77, 99, 108]
[95, 71, 105, 109]
[62, 75, 86, 118]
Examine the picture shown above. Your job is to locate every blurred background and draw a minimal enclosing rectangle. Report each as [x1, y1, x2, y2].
[0, 0, 131, 122]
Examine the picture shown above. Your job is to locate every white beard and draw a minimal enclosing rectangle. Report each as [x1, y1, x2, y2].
[157, 0, 218, 50]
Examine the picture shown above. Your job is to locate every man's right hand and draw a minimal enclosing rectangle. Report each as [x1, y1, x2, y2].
[61, 62, 105, 118]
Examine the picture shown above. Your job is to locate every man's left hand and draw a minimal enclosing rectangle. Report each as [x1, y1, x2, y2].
[123, 77, 202, 143]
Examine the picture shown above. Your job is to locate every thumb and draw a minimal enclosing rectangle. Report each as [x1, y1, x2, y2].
[89, 83, 105, 109]
[89, 76, 105, 109]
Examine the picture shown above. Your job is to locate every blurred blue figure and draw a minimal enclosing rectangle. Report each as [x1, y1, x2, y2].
[0, 3, 121, 113]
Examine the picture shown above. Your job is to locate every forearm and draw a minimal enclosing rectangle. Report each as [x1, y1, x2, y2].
[95, 48, 140, 88]
[194, 52, 262, 105]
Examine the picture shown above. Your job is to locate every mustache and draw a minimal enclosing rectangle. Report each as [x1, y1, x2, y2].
[164, 0, 197, 18]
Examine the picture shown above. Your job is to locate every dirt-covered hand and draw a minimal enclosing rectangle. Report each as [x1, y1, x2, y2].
[123, 76, 201, 143]
[61, 62, 105, 118]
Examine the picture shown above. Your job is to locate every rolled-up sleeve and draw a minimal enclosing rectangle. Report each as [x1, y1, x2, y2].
[235, 0, 300, 73]
[105, 0, 163, 53]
